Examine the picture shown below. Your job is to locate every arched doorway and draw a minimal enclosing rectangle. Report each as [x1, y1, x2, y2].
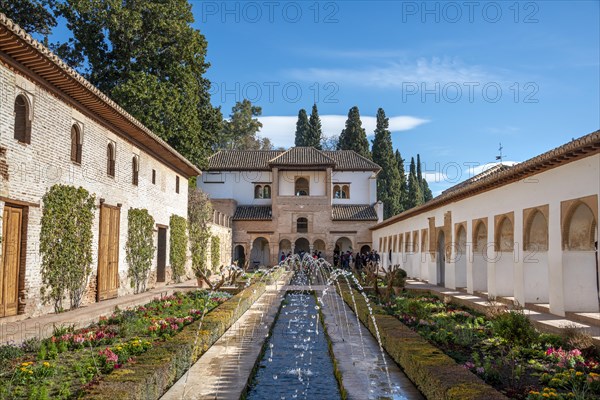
[334, 237, 352, 253]
[250, 237, 270, 268]
[472, 221, 488, 292]
[437, 231, 445, 286]
[294, 237, 310, 255]
[279, 239, 292, 260]
[234, 245, 245, 267]
[563, 202, 598, 312]
[360, 245, 371, 254]
[313, 239, 326, 257]
[455, 226, 467, 288]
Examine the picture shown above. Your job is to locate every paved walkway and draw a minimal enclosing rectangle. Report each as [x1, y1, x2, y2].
[321, 290, 424, 400]
[406, 279, 600, 344]
[0, 280, 199, 345]
[161, 276, 290, 400]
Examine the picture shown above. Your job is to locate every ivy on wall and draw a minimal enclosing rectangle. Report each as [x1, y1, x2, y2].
[169, 214, 188, 282]
[211, 235, 221, 271]
[40, 185, 96, 312]
[188, 189, 212, 279]
[126, 208, 155, 294]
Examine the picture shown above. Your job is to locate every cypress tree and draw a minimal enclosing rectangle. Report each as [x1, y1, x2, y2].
[371, 108, 401, 219]
[307, 104, 323, 149]
[337, 106, 371, 159]
[407, 157, 423, 209]
[395, 150, 408, 212]
[416, 154, 425, 205]
[422, 179, 433, 202]
[294, 109, 310, 147]
[417, 154, 433, 202]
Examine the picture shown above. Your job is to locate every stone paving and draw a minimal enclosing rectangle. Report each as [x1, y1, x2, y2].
[161, 276, 290, 400]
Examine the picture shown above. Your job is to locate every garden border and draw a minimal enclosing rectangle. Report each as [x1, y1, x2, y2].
[338, 284, 508, 400]
[83, 268, 287, 399]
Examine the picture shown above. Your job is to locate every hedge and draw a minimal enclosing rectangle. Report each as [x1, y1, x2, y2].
[338, 285, 507, 400]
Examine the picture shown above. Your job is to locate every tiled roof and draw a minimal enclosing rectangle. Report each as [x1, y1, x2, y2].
[0, 13, 199, 177]
[269, 147, 336, 167]
[442, 164, 514, 195]
[372, 130, 600, 230]
[208, 150, 283, 171]
[233, 205, 272, 220]
[323, 150, 381, 171]
[206, 147, 381, 171]
[332, 204, 378, 221]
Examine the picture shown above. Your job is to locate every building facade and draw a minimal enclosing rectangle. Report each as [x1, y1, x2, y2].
[372, 131, 600, 317]
[199, 147, 382, 267]
[0, 14, 199, 320]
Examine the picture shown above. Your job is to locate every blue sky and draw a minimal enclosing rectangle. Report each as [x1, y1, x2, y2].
[190, 0, 599, 194]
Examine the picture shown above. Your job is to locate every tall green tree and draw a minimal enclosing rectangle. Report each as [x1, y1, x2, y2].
[53, 0, 222, 168]
[307, 104, 323, 149]
[371, 108, 401, 219]
[407, 157, 423, 209]
[395, 150, 408, 212]
[295, 108, 310, 147]
[0, 0, 56, 42]
[337, 106, 371, 159]
[219, 100, 269, 150]
[417, 154, 433, 202]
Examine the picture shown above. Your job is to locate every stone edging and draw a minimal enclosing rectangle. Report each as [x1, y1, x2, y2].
[338, 285, 508, 400]
[82, 281, 271, 399]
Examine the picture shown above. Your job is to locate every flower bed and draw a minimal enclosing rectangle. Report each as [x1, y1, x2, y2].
[381, 292, 600, 399]
[0, 290, 232, 399]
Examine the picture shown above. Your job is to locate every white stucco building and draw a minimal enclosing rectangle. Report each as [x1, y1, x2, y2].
[372, 130, 600, 317]
[199, 147, 383, 267]
[0, 14, 199, 319]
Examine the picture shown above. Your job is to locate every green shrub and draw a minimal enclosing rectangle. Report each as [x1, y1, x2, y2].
[492, 310, 538, 346]
[169, 215, 188, 282]
[126, 208, 156, 294]
[40, 185, 96, 312]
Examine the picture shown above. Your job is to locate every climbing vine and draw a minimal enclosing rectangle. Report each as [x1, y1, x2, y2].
[188, 189, 212, 281]
[211, 235, 221, 271]
[169, 214, 188, 282]
[126, 208, 155, 294]
[40, 185, 95, 312]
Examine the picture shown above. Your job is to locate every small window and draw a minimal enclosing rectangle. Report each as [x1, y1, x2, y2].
[107, 143, 116, 177]
[254, 184, 263, 199]
[152, 169, 156, 184]
[14, 95, 31, 143]
[295, 177, 309, 196]
[333, 185, 341, 198]
[341, 185, 349, 199]
[333, 184, 349, 199]
[132, 156, 139, 186]
[175, 176, 180, 193]
[70, 125, 82, 164]
[263, 185, 271, 199]
[297, 217, 308, 233]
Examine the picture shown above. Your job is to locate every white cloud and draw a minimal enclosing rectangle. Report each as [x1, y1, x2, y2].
[286, 57, 493, 88]
[257, 115, 429, 148]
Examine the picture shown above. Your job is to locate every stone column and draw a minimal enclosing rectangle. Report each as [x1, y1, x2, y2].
[326, 167, 332, 202]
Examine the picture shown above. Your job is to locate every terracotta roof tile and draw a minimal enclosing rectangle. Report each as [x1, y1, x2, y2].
[233, 205, 272, 220]
[269, 147, 336, 167]
[332, 204, 378, 221]
[206, 147, 381, 171]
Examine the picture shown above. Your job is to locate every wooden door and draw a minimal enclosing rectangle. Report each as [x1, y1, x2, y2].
[97, 205, 120, 301]
[1, 206, 23, 317]
[156, 227, 167, 283]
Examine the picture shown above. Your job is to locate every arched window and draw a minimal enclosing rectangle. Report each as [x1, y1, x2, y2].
[132, 155, 139, 186]
[70, 125, 82, 163]
[14, 95, 31, 143]
[254, 185, 263, 199]
[295, 177, 309, 196]
[341, 185, 350, 199]
[263, 185, 271, 199]
[333, 185, 341, 198]
[107, 143, 116, 177]
[297, 217, 308, 233]
[564, 203, 597, 251]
